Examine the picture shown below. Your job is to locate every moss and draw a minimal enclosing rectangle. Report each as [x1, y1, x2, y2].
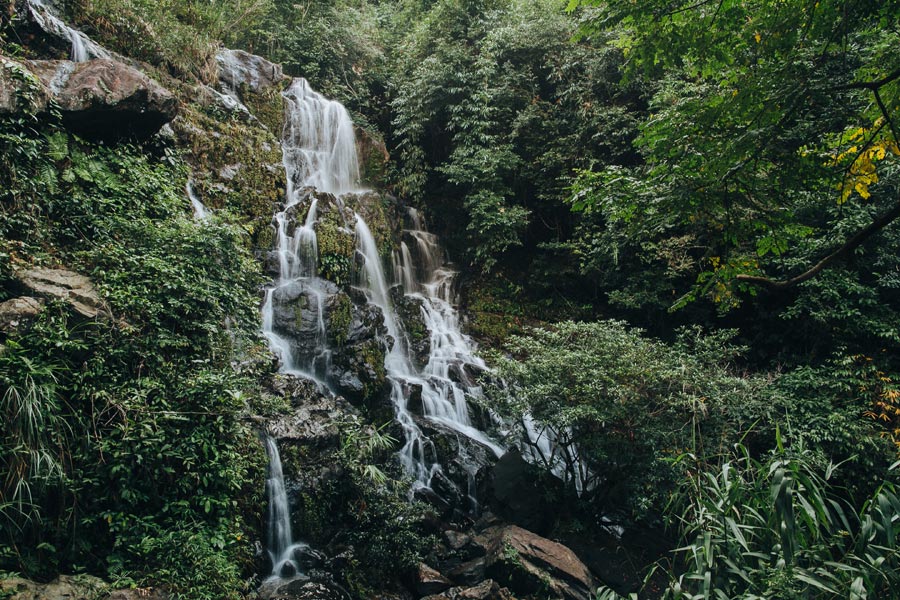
[359, 339, 386, 401]
[356, 126, 390, 188]
[171, 99, 285, 246]
[315, 207, 355, 286]
[244, 84, 287, 133]
[342, 192, 400, 260]
[328, 293, 352, 347]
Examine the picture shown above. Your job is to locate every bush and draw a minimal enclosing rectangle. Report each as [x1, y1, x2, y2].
[486, 321, 773, 520]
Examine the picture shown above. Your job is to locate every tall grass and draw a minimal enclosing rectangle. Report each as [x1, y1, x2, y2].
[0, 342, 69, 540]
[662, 428, 900, 599]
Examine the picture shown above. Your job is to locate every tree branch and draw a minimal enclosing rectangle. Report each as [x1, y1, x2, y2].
[829, 68, 900, 92]
[736, 198, 900, 290]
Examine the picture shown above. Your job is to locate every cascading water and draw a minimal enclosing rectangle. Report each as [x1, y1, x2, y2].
[25, 0, 111, 62]
[260, 77, 361, 385]
[258, 78, 364, 583]
[356, 210, 504, 491]
[263, 436, 309, 579]
[522, 415, 593, 496]
[281, 79, 360, 197]
[262, 77, 501, 511]
[186, 180, 209, 221]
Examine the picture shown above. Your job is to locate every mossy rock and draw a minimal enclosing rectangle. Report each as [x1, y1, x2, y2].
[171, 98, 285, 238]
[327, 292, 353, 347]
[244, 84, 287, 133]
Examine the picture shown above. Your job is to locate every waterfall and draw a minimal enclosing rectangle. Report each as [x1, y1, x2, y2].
[355, 211, 503, 491]
[259, 77, 361, 385]
[263, 436, 309, 579]
[282, 78, 360, 197]
[186, 180, 209, 221]
[263, 77, 500, 498]
[25, 0, 111, 62]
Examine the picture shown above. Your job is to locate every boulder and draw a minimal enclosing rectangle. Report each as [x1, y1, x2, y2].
[216, 49, 285, 98]
[446, 557, 486, 587]
[420, 580, 516, 600]
[413, 563, 453, 597]
[0, 296, 44, 333]
[16, 267, 106, 318]
[259, 578, 349, 600]
[417, 418, 498, 516]
[328, 302, 387, 403]
[266, 384, 358, 449]
[271, 279, 340, 352]
[0, 574, 107, 599]
[485, 452, 562, 536]
[0, 56, 50, 114]
[394, 294, 430, 366]
[25, 58, 178, 140]
[475, 526, 595, 600]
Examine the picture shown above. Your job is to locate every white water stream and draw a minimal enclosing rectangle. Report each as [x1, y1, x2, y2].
[25, 0, 111, 62]
[186, 180, 209, 221]
[356, 211, 504, 491]
[260, 78, 360, 385]
[263, 436, 309, 579]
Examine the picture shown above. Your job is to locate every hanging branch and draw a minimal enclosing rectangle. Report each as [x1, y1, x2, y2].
[736, 199, 900, 290]
[737, 71, 900, 291]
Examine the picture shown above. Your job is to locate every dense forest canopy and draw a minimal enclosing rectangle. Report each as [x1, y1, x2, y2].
[2, 0, 900, 598]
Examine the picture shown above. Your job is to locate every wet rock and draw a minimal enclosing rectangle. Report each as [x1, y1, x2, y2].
[24, 58, 178, 140]
[292, 545, 327, 571]
[420, 579, 515, 600]
[328, 302, 387, 403]
[485, 452, 561, 536]
[418, 418, 498, 516]
[0, 296, 44, 334]
[266, 380, 357, 449]
[344, 302, 386, 345]
[395, 294, 430, 366]
[216, 49, 285, 99]
[270, 278, 341, 369]
[269, 374, 322, 406]
[16, 267, 106, 318]
[476, 525, 595, 600]
[107, 589, 169, 600]
[414, 563, 453, 597]
[274, 581, 348, 600]
[0, 56, 50, 114]
[279, 562, 298, 578]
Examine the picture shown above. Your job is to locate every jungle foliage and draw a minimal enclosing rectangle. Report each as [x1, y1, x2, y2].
[3, 0, 900, 598]
[0, 89, 266, 597]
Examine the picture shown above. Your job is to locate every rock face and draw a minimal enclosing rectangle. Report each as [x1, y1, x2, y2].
[477, 525, 595, 600]
[327, 301, 387, 402]
[0, 56, 50, 114]
[0, 296, 44, 334]
[266, 378, 359, 448]
[0, 575, 166, 600]
[216, 49, 285, 98]
[16, 267, 106, 318]
[24, 58, 178, 140]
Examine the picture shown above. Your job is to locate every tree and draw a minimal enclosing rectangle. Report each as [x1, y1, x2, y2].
[568, 0, 900, 305]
